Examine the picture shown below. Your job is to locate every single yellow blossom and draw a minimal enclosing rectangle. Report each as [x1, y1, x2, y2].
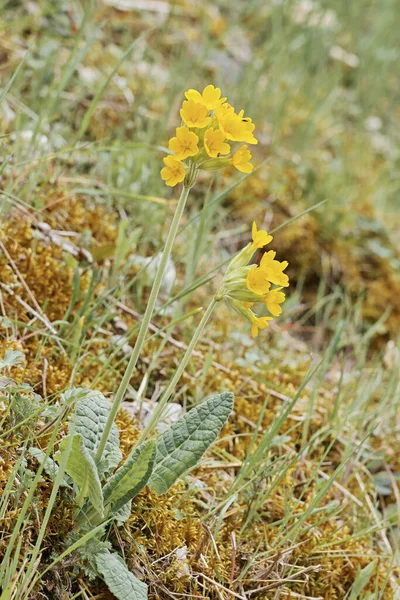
[264, 288, 286, 316]
[251, 316, 273, 338]
[237, 110, 258, 144]
[160, 155, 185, 187]
[204, 128, 230, 158]
[251, 222, 273, 248]
[218, 111, 246, 141]
[231, 145, 254, 173]
[214, 102, 235, 121]
[168, 126, 199, 160]
[185, 85, 227, 110]
[180, 100, 211, 128]
[227, 299, 273, 338]
[246, 265, 271, 296]
[218, 111, 258, 145]
[260, 251, 289, 287]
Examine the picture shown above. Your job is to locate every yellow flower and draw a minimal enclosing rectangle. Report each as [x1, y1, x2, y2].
[168, 126, 199, 160]
[214, 102, 235, 121]
[218, 111, 258, 145]
[204, 128, 230, 158]
[218, 111, 245, 141]
[218, 220, 289, 338]
[251, 222, 272, 248]
[238, 110, 258, 145]
[231, 145, 254, 173]
[246, 265, 271, 296]
[226, 298, 273, 338]
[185, 85, 227, 110]
[160, 155, 185, 187]
[264, 288, 286, 316]
[260, 251, 289, 287]
[180, 100, 211, 128]
[251, 316, 272, 338]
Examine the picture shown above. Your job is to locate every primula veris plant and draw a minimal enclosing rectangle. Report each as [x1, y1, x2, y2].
[27, 388, 233, 600]
[216, 222, 289, 337]
[161, 84, 258, 186]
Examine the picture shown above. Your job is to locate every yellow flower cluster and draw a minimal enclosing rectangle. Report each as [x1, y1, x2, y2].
[216, 223, 289, 337]
[161, 85, 258, 187]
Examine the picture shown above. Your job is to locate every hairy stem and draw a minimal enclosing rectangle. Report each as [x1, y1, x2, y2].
[136, 297, 218, 445]
[95, 182, 193, 462]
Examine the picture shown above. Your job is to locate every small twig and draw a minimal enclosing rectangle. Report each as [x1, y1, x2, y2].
[36, 406, 69, 437]
[202, 522, 222, 563]
[0, 241, 60, 337]
[196, 573, 247, 600]
[247, 565, 320, 595]
[280, 592, 323, 599]
[318, 468, 364, 508]
[0, 282, 58, 337]
[32, 222, 93, 263]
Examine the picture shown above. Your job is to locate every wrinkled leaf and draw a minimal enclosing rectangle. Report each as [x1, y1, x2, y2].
[56, 433, 104, 516]
[95, 550, 147, 600]
[149, 392, 233, 495]
[67, 388, 122, 478]
[29, 447, 71, 486]
[0, 350, 25, 370]
[114, 500, 132, 526]
[103, 440, 155, 515]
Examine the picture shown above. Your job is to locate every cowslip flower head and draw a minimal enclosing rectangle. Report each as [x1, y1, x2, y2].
[161, 85, 257, 186]
[168, 126, 199, 160]
[231, 145, 253, 173]
[180, 100, 211, 128]
[215, 221, 289, 338]
[160, 156, 185, 187]
[204, 128, 230, 158]
[185, 85, 227, 110]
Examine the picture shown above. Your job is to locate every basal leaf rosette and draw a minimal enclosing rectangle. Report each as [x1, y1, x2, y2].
[216, 222, 289, 337]
[161, 85, 259, 187]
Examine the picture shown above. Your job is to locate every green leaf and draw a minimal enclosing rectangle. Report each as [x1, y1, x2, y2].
[149, 392, 233, 495]
[114, 500, 132, 526]
[0, 350, 25, 370]
[95, 550, 147, 600]
[29, 447, 71, 486]
[103, 440, 155, 515]
[0, 49, 29, 106]
[56, 433, 104, 516]
[67, 388, 122, 478]
[349, 561, 377, 599]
